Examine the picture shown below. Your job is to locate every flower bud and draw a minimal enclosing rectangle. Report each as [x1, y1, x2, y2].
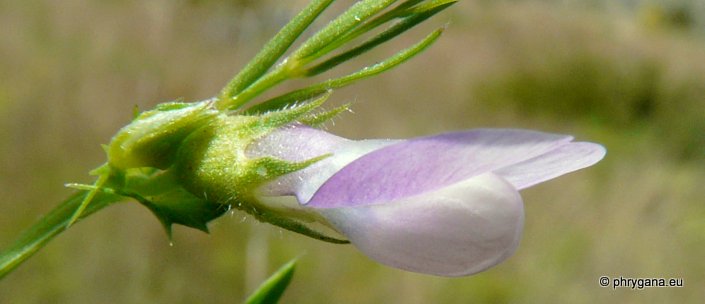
[107, 101, 217, 170]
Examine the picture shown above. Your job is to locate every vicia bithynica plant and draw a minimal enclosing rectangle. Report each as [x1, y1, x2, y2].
[0, 0, 604, 281]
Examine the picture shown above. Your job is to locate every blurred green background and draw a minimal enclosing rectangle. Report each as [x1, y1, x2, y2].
[1, 0, 704, 303]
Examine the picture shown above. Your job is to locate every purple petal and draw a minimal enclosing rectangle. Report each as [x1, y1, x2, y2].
[308, 129, 572, 208]
[495, 142, 606, 190]
[318, 173, 524, 276]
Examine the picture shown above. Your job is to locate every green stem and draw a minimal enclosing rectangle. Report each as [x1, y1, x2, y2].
[0, 191, 123, 279]
[225, 63, 296, 111]
[246, 27, 444, 113]
[289, 0, 398, 62]
[216, 0, 336, 110]
[219, 0, 402, 111]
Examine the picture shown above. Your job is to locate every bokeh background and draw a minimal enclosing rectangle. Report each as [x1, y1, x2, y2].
[1, 0, 704, 303]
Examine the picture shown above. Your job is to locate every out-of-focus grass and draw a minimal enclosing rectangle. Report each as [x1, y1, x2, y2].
[1, 1, 704, 303]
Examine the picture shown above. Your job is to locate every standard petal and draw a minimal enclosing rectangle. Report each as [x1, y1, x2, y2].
[318, 173, 524, 276]
[307, 129, 571, 208]
[494, 142, 606, 190]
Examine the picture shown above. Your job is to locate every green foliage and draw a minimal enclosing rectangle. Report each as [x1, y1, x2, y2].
[216, 0, 454, 110]
[1, 0, 453, 279]
[245, 259, 298, 304]
[303, 1, 456, 76]
[0, 190, 123, 279]
[219, 0, 336, 100]
[246, 27, 443, 114]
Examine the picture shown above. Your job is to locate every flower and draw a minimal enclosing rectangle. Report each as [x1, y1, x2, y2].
[248, 124, 605, 276]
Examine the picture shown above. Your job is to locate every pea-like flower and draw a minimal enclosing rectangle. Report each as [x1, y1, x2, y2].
[248, 124, 605, 276]
[0, 0, 608, 282]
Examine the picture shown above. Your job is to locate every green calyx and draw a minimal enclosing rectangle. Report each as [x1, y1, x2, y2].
[171, 95, 348, 243]
[71, 93, 347, 242]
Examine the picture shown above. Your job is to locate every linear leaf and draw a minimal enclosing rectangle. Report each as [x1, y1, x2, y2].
[305, 1, 455, 76]
[291, 0, 399, 62]
[244, 259, 298, 304]
[246, 27, 444, 114]
[0, 191, 123, 279]
[303, 0, 429, 61]
[218, 0, 335, 102]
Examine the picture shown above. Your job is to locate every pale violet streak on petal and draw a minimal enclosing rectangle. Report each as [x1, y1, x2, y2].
[318, 173, 524, 276]
[494, 142, 606, 190]
[246, 124, 396, 202]
[293, 138, 395, 203]
[308, 129, 572, 208]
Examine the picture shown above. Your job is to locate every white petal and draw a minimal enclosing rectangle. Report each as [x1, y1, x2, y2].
[318, 173, 524, 276]
[494, 142, 606, 190]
